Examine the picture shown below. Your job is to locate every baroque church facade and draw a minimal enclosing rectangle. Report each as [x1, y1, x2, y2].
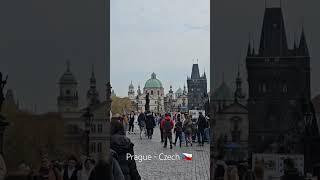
[128, 73, 165, 113]
[57, 61, 108, 158]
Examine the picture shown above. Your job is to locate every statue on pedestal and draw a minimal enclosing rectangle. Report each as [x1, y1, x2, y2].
[0, 72, 8, 113]
[145, 93, 150, 112]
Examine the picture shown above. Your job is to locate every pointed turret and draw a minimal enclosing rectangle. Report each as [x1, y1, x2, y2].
[87, 64, 100, 106]
[183, 84, 187, 95]
[234, 69, 245, 101]
[90, 64, 96, 88]
[137, 85, 142, 95]
[259, 8, 288, 56]
[299, 27, 309, 56]
[191, 64, 201, 79]
[247, 41, 252, 56]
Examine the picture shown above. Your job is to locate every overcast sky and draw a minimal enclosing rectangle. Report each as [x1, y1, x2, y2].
[213, 0, 320, 98]
[111, 0, 210, 97]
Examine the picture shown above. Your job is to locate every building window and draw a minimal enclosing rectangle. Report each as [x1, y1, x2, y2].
[262, 83, 267, 93]
[91, 124, 96, 133]
[91, 142, 96, 153]
[282, 82, 288, 93]
[158, 91, 160, 95]
[98, 124, 103, 133]
[66, 89, 70, 95]
[97, 143, 102, 153]
[151, 90, 153, 95]
[231, 117, 241, 143]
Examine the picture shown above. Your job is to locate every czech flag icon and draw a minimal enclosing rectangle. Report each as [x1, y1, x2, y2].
[181, 153, 192, 161]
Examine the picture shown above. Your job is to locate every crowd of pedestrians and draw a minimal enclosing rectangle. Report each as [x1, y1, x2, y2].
[120, 110, 210, 149]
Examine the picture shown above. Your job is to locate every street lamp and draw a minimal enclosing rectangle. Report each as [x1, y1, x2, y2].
[136, 95, 139, 111]
[82, 107, 94, 157]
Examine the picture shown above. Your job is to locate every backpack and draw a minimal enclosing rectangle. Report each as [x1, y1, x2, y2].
[175, 122, 182, 132]
[163, 120, 172, 131]
[214, 164, 225, 178]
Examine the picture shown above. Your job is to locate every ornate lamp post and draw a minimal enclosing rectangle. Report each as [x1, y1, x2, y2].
[82, 107, 94, 157]
[136, 95, 139, 111]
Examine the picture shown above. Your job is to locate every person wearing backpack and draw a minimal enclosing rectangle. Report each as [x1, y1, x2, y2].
[160, 113, 174, 149]
[197, 112, 207, 146]
[183, 115, 193, 147]
[173, 115, 183, 147]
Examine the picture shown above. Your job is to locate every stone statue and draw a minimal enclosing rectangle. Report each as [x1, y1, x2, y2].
[145, 93, 150, 111]
[0, 72, 8, 112]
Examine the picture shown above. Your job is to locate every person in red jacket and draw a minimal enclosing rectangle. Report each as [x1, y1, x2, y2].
[161, 113, 174, 149]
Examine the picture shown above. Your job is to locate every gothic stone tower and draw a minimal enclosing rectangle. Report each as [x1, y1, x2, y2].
[187, 63, 207, 110]
[57, 61, 79, 112]
[246, 7, 311, 153]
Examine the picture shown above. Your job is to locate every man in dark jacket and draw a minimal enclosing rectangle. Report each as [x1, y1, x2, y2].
[62, 156, 78, 180]
[145, 111, 156, 139]
[173, 115, 183, 147]
[110, 119, 141, 180]
[197, 112, 207, 146]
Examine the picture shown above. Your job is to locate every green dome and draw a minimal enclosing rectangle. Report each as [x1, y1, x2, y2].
[144, 73, 163, 89]
[213, 81, 232, 100]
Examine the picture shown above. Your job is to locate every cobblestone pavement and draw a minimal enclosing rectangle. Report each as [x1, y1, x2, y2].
[127, 124, 210, 180]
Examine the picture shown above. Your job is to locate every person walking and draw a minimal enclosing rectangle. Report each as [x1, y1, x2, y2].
[173, 115, 183, 147]
[161, 113, 174, 149]
[128, 111, 135, 134]
[145, 111, 156, 139]
[110, 119, 141, 180]
[183, 115, 193, 147]
[197, 112, 207, 146]
[62, 156, 79, 180]
[78, 159, 95, 180]
[0, 154, 6, 180]
[137, 112, 146, 139]
[159, 114, 165, 142]
[122, 114, 129, 135]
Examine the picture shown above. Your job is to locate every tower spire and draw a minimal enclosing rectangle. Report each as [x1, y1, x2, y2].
[91, 64, 95, 77]
[299, 25, 309, 56]
[247, 41, 252, 56]
[66, 60, 70, 72]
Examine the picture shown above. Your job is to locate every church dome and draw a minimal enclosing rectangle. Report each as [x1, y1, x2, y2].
[213, 81, 232, 100]
[144, 73, 163, 89]
[59, 61, 77, 84]
[176, 88, 183, 94]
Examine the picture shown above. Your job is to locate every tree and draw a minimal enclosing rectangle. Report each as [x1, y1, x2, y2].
[111, 96, 134, 114]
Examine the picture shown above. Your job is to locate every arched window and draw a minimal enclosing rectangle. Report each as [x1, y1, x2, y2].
[230, 117, 241, 143]
[151, 90, 153, 95]
[158, 91, 160, 95]
[97, 143, 102, 153]
[262, 82, 267, 93]
[91, 142, 96, 153]
[282, 82, 288, 93]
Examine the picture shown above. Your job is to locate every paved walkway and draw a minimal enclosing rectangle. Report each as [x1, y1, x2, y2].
[127, 124, 210, 180]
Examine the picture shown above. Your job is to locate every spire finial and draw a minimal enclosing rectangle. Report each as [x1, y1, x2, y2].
[91, 63, 95, 77]
[222, 72, 225, 83]
[66, 60, 70, 72]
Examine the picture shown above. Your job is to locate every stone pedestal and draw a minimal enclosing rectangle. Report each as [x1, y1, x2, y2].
[0, 114, 9, 154]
